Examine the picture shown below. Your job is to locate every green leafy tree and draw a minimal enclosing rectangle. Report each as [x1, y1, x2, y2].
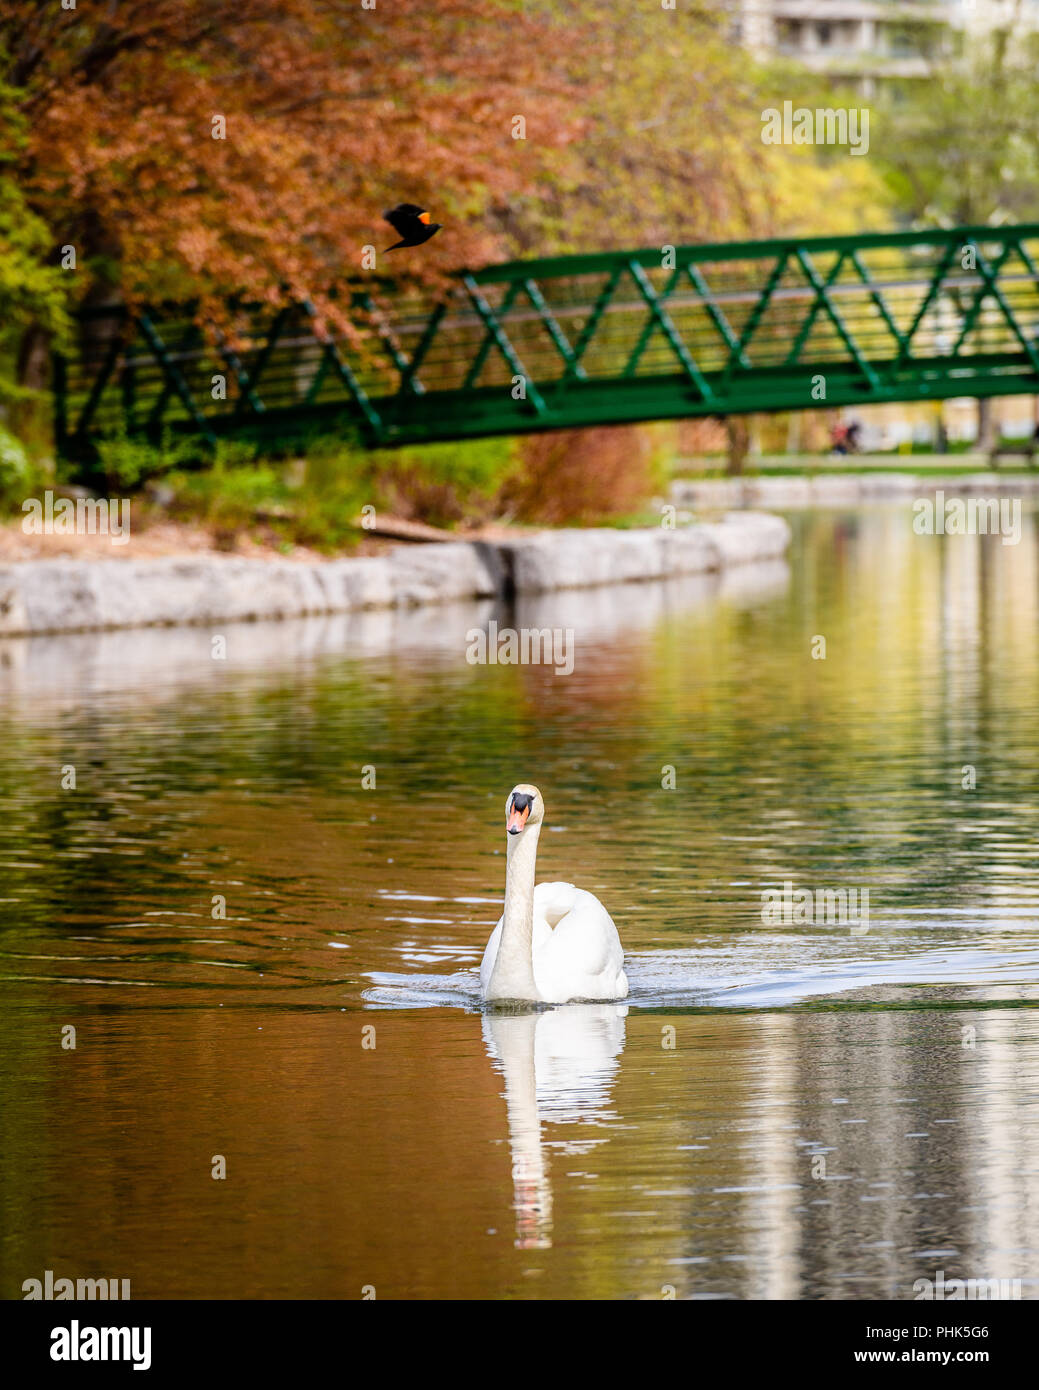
[877, 18, 1039, 444]
[0, 80, 69, 409]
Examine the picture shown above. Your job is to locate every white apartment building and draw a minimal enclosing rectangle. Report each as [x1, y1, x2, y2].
[732, 1, 1039, 92]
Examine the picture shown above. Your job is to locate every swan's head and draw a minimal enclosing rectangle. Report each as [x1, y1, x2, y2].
[506, 783, 544, 836]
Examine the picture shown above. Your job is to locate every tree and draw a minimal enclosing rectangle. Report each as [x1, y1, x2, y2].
[0, 81, 69, 404]
[1, 0, 586, 358]
[1, 0, 893, 476]
[510, 5, 893, 474]
[508, 3, 891, 257]
[876, 14, 1039, 445]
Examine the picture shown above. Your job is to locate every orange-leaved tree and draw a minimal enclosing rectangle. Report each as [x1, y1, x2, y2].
[2, 0, 588, 369]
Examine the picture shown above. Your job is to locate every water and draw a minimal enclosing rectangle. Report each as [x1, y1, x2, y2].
[2, 505, 1039, 1299]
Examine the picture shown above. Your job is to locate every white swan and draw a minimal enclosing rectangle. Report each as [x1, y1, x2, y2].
[479, 784, 628, 1004]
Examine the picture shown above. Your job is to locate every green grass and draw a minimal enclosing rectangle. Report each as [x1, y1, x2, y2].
[673, 452, 1038, 479]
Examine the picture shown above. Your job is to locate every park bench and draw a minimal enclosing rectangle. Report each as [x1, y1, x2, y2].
[989, 438, 1039, 469]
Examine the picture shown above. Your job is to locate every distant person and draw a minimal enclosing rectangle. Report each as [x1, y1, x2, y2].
[845, 421, 862, 453]
[830, 421, 849, 455]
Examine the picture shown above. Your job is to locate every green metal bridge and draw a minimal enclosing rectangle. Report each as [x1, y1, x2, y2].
[56, 224, 1039, 462]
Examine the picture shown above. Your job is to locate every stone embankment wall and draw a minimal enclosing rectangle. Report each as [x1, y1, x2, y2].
[0, 513, 790, 636]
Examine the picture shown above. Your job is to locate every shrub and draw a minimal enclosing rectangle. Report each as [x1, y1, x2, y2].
[499, 423, 668, 524]
[0, 424, 40, 508]
[94, 429, 201, 488]
[369, 437, 517, 527]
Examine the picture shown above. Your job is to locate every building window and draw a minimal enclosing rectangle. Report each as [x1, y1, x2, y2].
[776, 19, 801, 54]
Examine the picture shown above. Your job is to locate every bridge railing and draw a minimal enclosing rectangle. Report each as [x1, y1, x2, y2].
[56, 224, 1039, 460]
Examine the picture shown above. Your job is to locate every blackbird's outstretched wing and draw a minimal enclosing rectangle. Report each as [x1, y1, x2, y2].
[383, 204, 425, 237]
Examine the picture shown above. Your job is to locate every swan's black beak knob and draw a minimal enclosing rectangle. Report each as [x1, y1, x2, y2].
[506, 793, 533, 834]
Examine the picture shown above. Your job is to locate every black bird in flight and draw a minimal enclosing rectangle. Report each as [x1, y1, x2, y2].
[383, 203, 442, 251]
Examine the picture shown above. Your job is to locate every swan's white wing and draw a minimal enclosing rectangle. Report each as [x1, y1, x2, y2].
[533, 885, 628, 1003]
[482, 884, 628, 1003]
[479, 917, 503, 996]
[533, 880, 577, 927]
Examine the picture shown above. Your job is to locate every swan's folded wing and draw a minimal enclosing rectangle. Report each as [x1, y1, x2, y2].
[479, 916, 504, 994]
[534, 880, 578, 928]
[542, 887, 625, 984]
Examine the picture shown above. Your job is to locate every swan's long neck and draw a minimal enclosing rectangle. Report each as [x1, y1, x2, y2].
[488, 825, 542, 1001]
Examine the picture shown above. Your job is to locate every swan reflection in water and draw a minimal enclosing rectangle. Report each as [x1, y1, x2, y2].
[481, 1003, 627, 1249]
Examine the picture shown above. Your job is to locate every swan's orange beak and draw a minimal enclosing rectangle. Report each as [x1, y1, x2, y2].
[507, 803, 530, 835]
